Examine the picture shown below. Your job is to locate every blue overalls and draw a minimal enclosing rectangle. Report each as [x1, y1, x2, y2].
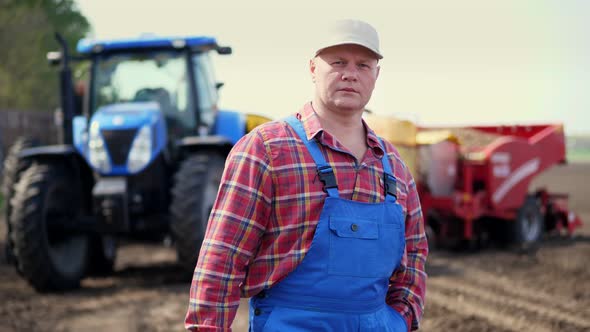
[248, 116, 407, 332]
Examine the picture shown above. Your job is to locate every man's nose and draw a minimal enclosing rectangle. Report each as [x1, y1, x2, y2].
[341, 65, 359, 81]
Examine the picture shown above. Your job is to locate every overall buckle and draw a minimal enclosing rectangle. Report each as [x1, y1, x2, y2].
[384, 173, 397, 198]
[317, 165, 338, 190]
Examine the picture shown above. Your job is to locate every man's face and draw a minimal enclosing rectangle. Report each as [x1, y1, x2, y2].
[310, 44, 380, 113]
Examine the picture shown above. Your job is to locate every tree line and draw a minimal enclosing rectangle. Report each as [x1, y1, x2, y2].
[0, 0, 90, 111]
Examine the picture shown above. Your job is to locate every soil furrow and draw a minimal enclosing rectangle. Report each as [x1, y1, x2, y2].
[429, 277, 590, 330]
[426, 290, 553, 332]
[433, 256, 588, 316]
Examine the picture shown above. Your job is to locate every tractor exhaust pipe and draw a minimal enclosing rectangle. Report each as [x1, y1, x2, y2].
[54, 33, 75, 145]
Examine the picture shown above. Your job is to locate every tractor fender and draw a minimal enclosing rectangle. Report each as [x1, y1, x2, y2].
[19, 144, 92, 176]
[18, 145, 94, 209]
[20, 144, 83, 164]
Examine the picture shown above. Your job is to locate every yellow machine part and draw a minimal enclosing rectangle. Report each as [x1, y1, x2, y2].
[416, 130, 459, 145]
[363, 114, 417, 146]
[245, 114, 273, 133]
[364, 114, 420, 176]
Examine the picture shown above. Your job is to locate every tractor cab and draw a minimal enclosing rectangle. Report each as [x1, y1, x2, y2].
[74, 35, 231, 175]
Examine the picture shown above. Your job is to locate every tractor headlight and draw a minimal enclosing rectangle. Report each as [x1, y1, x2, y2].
[127, 125, 152, 173]
[88, 122, 111, 173]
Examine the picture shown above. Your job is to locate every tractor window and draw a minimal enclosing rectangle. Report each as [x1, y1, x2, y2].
[192, 53, 219, 130]
[92, 51, 196, 132]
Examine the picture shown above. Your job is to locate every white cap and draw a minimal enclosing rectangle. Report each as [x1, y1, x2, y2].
[314, 19, 383, 59]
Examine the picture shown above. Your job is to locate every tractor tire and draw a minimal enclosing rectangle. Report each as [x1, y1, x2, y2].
[512, 195, 544, 251]
[170, 154, 224, 274]
[1, 137, 37, 265]
[86, 234, 117, 276]
[10, 162, 89, 291]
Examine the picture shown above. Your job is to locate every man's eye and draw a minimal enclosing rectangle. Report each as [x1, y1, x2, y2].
[359, 63, 370, 69]
[332, 61, 344, 65]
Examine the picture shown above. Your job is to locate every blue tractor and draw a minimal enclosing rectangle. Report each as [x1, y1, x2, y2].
[5, 34, 267, 291]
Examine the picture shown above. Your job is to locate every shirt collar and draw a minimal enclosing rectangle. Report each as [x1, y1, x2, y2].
[297, 102, 385, 158]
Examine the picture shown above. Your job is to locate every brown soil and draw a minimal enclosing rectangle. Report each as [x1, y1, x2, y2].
[0, 163, 589, 332]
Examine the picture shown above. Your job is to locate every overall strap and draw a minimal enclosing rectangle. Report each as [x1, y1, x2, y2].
[284, 115, 339, 198]
[378, 138, 398, 203]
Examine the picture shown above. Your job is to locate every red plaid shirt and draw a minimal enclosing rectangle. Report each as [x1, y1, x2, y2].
[185, 103, 428, 331]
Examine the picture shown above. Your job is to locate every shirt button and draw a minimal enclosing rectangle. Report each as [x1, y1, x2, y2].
[254, 308, 262, 316]
[351, 223, 359, 232]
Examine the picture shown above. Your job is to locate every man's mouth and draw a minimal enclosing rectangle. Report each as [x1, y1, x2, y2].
[339, 87, 358, 93]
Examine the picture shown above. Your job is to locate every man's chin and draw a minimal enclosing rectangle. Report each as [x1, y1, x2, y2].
[331, 100, 365, 113]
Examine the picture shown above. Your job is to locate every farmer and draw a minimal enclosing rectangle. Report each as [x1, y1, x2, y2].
[185, 19, 428, 331]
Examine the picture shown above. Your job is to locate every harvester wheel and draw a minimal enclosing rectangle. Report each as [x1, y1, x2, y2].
[512, 195, 544, 250]
[1, 137, 38, 265]
[170, 154, 224, 274]
[425, 224, 437, 251]
[10, 162, 88, 291]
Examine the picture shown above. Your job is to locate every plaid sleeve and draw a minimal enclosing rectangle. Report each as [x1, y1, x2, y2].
[387, 168, 428, 331]
[185, 130, 273, 331]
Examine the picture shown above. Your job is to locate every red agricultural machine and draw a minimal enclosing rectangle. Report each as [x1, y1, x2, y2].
[365, 115, 583, 250]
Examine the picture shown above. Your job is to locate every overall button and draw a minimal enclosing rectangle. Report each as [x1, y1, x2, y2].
[351, 223, 359, 232]
[254, 308, 262, 316]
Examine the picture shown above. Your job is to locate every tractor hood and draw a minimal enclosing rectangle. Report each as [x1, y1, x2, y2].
[91, 102, 162, 130]
[76, 102, 167, 175]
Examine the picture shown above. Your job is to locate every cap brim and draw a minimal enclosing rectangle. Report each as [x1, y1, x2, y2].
[315, 41, 383, 59]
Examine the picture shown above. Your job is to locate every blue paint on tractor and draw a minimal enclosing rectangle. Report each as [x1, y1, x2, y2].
[77, 35, 217, 54]
[213, 110, 246, 145]
[77, 102, 167, 175]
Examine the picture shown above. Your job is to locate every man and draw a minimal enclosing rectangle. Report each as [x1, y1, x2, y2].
[185, 19, 428, 331]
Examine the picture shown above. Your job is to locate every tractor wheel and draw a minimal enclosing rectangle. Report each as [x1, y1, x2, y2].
[170, 154, 224, 274]
[1, 137, 37, 264]
[10, 162, 88, 291]
[512, 195, 544, 250]
[86, 234, 117, 276]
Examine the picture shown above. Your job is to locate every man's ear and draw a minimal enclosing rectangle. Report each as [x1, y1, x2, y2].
[376, 65, 380, 79]
[310, 58, 316, 82]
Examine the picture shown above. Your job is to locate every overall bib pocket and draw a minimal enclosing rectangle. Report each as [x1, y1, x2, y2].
[328, 217, 403, 278]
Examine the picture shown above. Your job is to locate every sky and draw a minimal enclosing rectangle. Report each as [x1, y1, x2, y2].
[75, 0, 590, 135]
